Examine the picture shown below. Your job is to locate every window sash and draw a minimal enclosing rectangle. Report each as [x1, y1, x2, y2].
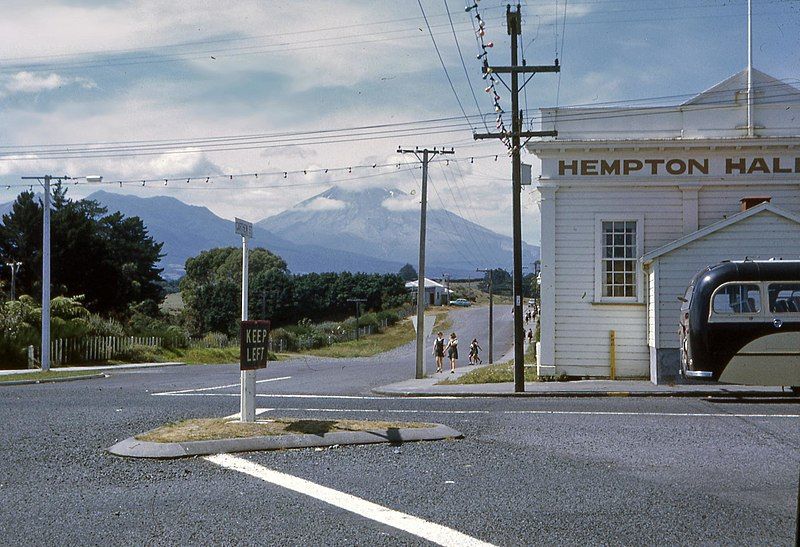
[598, 219, 640, 300]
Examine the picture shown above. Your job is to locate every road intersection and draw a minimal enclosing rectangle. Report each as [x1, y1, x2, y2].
[1, 306, 798, 545]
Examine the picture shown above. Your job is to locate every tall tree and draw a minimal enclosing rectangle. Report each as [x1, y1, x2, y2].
[398, 263, 418, 282]
[180, 247, 288, 335]
[0, 185, 164, 315]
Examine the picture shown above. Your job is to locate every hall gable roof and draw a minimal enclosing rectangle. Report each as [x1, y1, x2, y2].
[682, 68, 800, 106]
[641, 202, 800, 265]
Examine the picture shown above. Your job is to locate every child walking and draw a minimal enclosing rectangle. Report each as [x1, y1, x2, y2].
[432, 331, 445, 373]
[445, 332, 459, 373]
[469, 338, 482, 365]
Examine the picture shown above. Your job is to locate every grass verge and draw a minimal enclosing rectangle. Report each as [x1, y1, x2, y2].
[102, 345, 282, 366]
[437, 361, 540, 384]
[136, 417, 433, 443]
[306, 318, 415, 358]
[305, 310, 453, 358]
[0, 370, 103, 383]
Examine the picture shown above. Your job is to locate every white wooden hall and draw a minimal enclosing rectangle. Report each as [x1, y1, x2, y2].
[527, 69, 800, 384]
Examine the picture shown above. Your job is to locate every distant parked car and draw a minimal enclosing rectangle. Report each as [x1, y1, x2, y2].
[528, 299, 536, 307]
[451, 298, 471, 307]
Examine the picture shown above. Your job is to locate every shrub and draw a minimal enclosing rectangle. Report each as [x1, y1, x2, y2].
[270, 328, 298, 352]
[297, 331, 329, 350]
[116, 344, 164, 363]
[376, 309, 400, 326]
[86, 314, 125, 337]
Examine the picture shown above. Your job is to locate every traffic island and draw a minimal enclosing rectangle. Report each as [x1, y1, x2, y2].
[107, 417, 463, 459]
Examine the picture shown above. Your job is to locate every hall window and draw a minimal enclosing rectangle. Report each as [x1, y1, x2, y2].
[595, 217, 643, 302]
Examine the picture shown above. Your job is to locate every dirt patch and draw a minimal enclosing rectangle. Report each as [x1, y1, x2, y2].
[136, 417, 434, 443]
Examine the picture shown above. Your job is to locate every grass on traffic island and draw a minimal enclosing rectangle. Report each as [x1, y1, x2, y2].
[0, 370, 104, 383]
[136, 417, 433, 443]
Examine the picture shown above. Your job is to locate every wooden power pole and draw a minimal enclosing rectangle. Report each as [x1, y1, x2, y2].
[477, 268, 494, 364]
[474, 4, 559, 392]
[397, 147, 455, 379]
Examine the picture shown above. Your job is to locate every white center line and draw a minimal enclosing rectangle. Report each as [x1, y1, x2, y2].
[205, 453, 496, 547]
[152, 376, 291, 395]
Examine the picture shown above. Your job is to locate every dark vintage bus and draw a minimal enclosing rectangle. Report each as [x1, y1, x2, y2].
[679, 260, 800, 390]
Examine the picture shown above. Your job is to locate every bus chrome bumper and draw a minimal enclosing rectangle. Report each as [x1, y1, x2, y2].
[683, 369, 714, 379]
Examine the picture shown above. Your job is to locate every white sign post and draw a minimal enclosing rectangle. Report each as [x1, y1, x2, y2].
[235, 217, 256, 422]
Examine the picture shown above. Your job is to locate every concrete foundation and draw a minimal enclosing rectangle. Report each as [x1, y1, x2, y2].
[649, 347, 681, 385]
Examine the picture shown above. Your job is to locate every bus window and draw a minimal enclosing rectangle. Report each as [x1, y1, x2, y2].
[711, 283, 761, 314]
[767, 283, 800, 313]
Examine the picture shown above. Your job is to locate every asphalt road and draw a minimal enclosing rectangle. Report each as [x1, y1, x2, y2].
[1, 306, 798, 546]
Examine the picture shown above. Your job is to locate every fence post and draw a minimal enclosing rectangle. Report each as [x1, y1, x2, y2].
[27, 345, 35, 369]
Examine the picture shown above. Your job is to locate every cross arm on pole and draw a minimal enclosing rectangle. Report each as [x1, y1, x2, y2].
[483, 65, 560, 75]
[473, 130, 557, 140]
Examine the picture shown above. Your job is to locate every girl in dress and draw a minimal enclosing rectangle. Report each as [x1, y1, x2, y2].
[432, 331, 445, 373]
[445, 332, 459, 373]
[469, 338, 482, 365]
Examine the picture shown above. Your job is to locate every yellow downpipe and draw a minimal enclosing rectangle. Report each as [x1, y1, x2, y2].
[609, 330, 616, 380]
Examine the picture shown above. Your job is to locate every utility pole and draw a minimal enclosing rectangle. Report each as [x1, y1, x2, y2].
[21, 174, 101, 371]
[5, 261, 22, 300]
[473, 4, 559, 392]
[442, 273, 451, 306]
[477, 268, 494, 363]
[347, 298, 367, 340]
[397, 146, 455, 379]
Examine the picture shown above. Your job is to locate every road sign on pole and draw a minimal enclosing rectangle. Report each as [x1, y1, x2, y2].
[236, 217, 256, 422]
[241, 320, 270, 370]
[235, 217, 253, 239]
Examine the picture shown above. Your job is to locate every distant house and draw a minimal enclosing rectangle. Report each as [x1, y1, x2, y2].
[405, 278, 452, 307]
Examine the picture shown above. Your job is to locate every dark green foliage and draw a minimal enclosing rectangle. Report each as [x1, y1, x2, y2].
[484, 268, 513, 295]
[0, 295, 93, 368]
[180, 247, 287, 336]
[398, 263, 417, 282]
[180, 247, 410, 336]
[0, 185, 164, 315]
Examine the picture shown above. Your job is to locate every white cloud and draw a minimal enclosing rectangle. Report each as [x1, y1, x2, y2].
[2, 71, 95, 97]
[302, 196, 347, 211]
[381, 195, 418, 212]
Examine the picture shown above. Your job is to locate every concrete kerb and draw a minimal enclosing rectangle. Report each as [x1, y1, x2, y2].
[0, 373, 108, 386]
[372, 375, 798, 398]
[0, 362, 186, 387]
[107, 424, 464, 459]
[372, 386, 799, 399]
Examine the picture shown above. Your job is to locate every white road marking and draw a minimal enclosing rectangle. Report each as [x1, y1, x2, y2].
[152, 376, 291, 395]
[151, 392, 799, 419]
[257, 407, 800, 419]
[222, 408, 274, 420]
[205, 453, 495, 547]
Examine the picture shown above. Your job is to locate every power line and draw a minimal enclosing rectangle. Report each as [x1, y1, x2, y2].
[0, 14, 506, 75]
[444, 0, 490, 132]
[1, 80, 797, 161]
[555, 0, 568, 109]
[435, 161, 492, 265]
[2, 78, 795, 151]
[418, 0, 475, 131]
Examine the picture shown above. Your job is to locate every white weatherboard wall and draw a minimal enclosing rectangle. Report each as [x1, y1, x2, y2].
[529, 68, 800, 382]
[647, 207, 800, 350]
[551, 186, 683, 377]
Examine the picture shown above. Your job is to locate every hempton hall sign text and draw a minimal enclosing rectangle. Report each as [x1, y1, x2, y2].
[558, 157, 800, 177]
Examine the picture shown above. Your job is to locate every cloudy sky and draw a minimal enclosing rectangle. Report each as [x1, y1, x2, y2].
[0, 0, 797, 246]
